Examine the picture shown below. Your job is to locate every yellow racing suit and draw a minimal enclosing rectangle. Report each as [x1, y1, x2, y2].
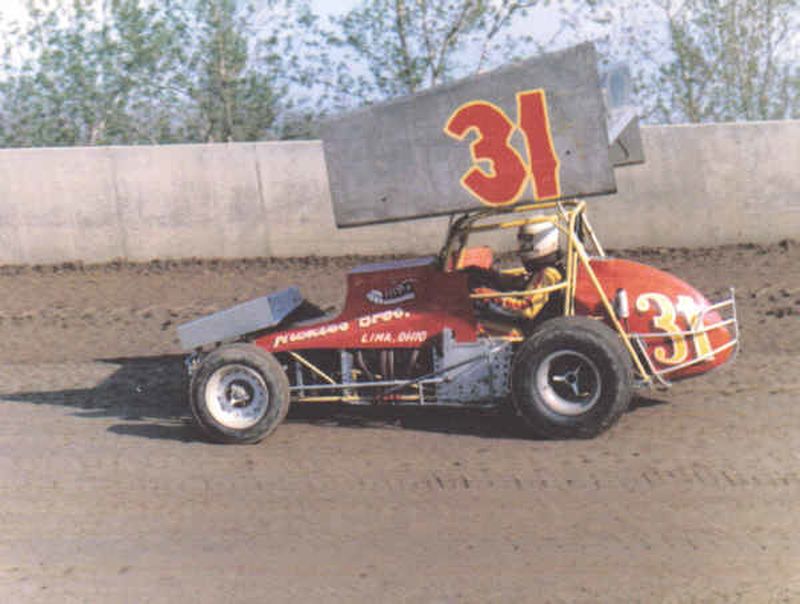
[470, 265, 563, 321]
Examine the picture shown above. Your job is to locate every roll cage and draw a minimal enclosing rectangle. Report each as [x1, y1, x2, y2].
[438, 200, 739, 388]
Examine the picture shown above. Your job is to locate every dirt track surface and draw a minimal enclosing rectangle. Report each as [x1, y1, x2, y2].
[1, 242, 798, 602]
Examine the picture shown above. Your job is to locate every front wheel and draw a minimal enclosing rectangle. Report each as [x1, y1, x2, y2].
[189, 344, 290, 444]
[511, 317, 633, 439]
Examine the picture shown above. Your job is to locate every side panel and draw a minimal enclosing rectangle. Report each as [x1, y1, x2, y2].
[575, 258, 735, 381]
[434, 331, 514, 403]
[256, 260, 479, 352]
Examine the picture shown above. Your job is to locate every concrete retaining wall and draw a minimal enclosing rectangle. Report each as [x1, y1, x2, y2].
[0, 120, 797, 264]
[591, 121, 800, 249]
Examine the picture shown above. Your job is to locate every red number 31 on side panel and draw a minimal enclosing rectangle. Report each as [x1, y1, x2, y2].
[444, 89, 561, 207]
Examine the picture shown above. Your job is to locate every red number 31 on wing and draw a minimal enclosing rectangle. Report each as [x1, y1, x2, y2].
[444, 89, 561, 206]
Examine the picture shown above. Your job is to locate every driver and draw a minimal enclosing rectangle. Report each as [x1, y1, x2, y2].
[466, 221, 563, 322]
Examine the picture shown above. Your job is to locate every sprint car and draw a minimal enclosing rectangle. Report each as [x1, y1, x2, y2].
[178, 200, 739, 443]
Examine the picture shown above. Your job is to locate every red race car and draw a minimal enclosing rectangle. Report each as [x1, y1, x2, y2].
[178, 199, 739, 444]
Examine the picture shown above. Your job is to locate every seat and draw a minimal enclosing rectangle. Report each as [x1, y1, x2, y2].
[456, 246, 494, 270]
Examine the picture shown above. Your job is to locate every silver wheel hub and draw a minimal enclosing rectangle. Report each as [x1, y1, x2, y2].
[535, 350, 601, 416]
[205, 364, 270, 430]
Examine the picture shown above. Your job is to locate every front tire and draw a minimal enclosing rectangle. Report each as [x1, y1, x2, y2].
[189, 344, 290, 444]
[511, 317, 633, 439]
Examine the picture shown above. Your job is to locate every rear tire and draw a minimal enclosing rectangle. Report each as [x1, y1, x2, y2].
[189, 344, 290, 444]
[511, 317, 633, 439]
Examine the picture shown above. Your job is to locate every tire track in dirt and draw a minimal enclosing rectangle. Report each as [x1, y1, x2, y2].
[0, 243, 797, 602]
[3, 441, 799, 498]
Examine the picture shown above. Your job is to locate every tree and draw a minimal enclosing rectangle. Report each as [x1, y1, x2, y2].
[322, 0, 547, 108]
[184, 0, 310, 142]
[0, 0, 190, 146]
[589, 0, 799, 123]
[0, 0, 314, 146]
[655, 0, 799, 122]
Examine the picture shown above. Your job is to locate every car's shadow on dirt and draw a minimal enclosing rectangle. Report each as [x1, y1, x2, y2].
[2, 355, 197, 442]
[286, 403, 533, 440]
[286, 394, 669, 441]
[2, 355, 669, 443]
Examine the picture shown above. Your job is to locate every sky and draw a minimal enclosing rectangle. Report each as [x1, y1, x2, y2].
[0, 0, 571, 46]
[311, 0, 355, 15]
[0, 0, 578, 79]
[309, 0, 565, 42]
[0, 0, 23, 20]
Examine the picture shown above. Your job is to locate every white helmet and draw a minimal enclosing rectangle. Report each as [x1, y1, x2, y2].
[518, 221, 558, 264]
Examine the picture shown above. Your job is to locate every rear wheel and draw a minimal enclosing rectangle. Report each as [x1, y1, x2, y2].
[189, 344, 290, 444]
[511, 317, 633, 438]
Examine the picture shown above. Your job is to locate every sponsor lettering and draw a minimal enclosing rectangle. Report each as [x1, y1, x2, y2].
[274, 321, 350, 347]
[398, 330, 428, 343]
[360, 332, 394, 344]
[366, 280, 416, 305]
[357, 308, 409, 328]
[360, 330, 428, 345]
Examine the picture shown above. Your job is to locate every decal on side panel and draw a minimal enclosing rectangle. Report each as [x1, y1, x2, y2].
[444, 89, 561, 206]
[635, 293, 714, 365]
[366, 280, 416, 305]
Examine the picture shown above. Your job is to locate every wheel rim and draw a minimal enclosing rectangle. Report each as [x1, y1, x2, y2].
[204, 364, 270, 430]
[535, 350, 602, 416]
